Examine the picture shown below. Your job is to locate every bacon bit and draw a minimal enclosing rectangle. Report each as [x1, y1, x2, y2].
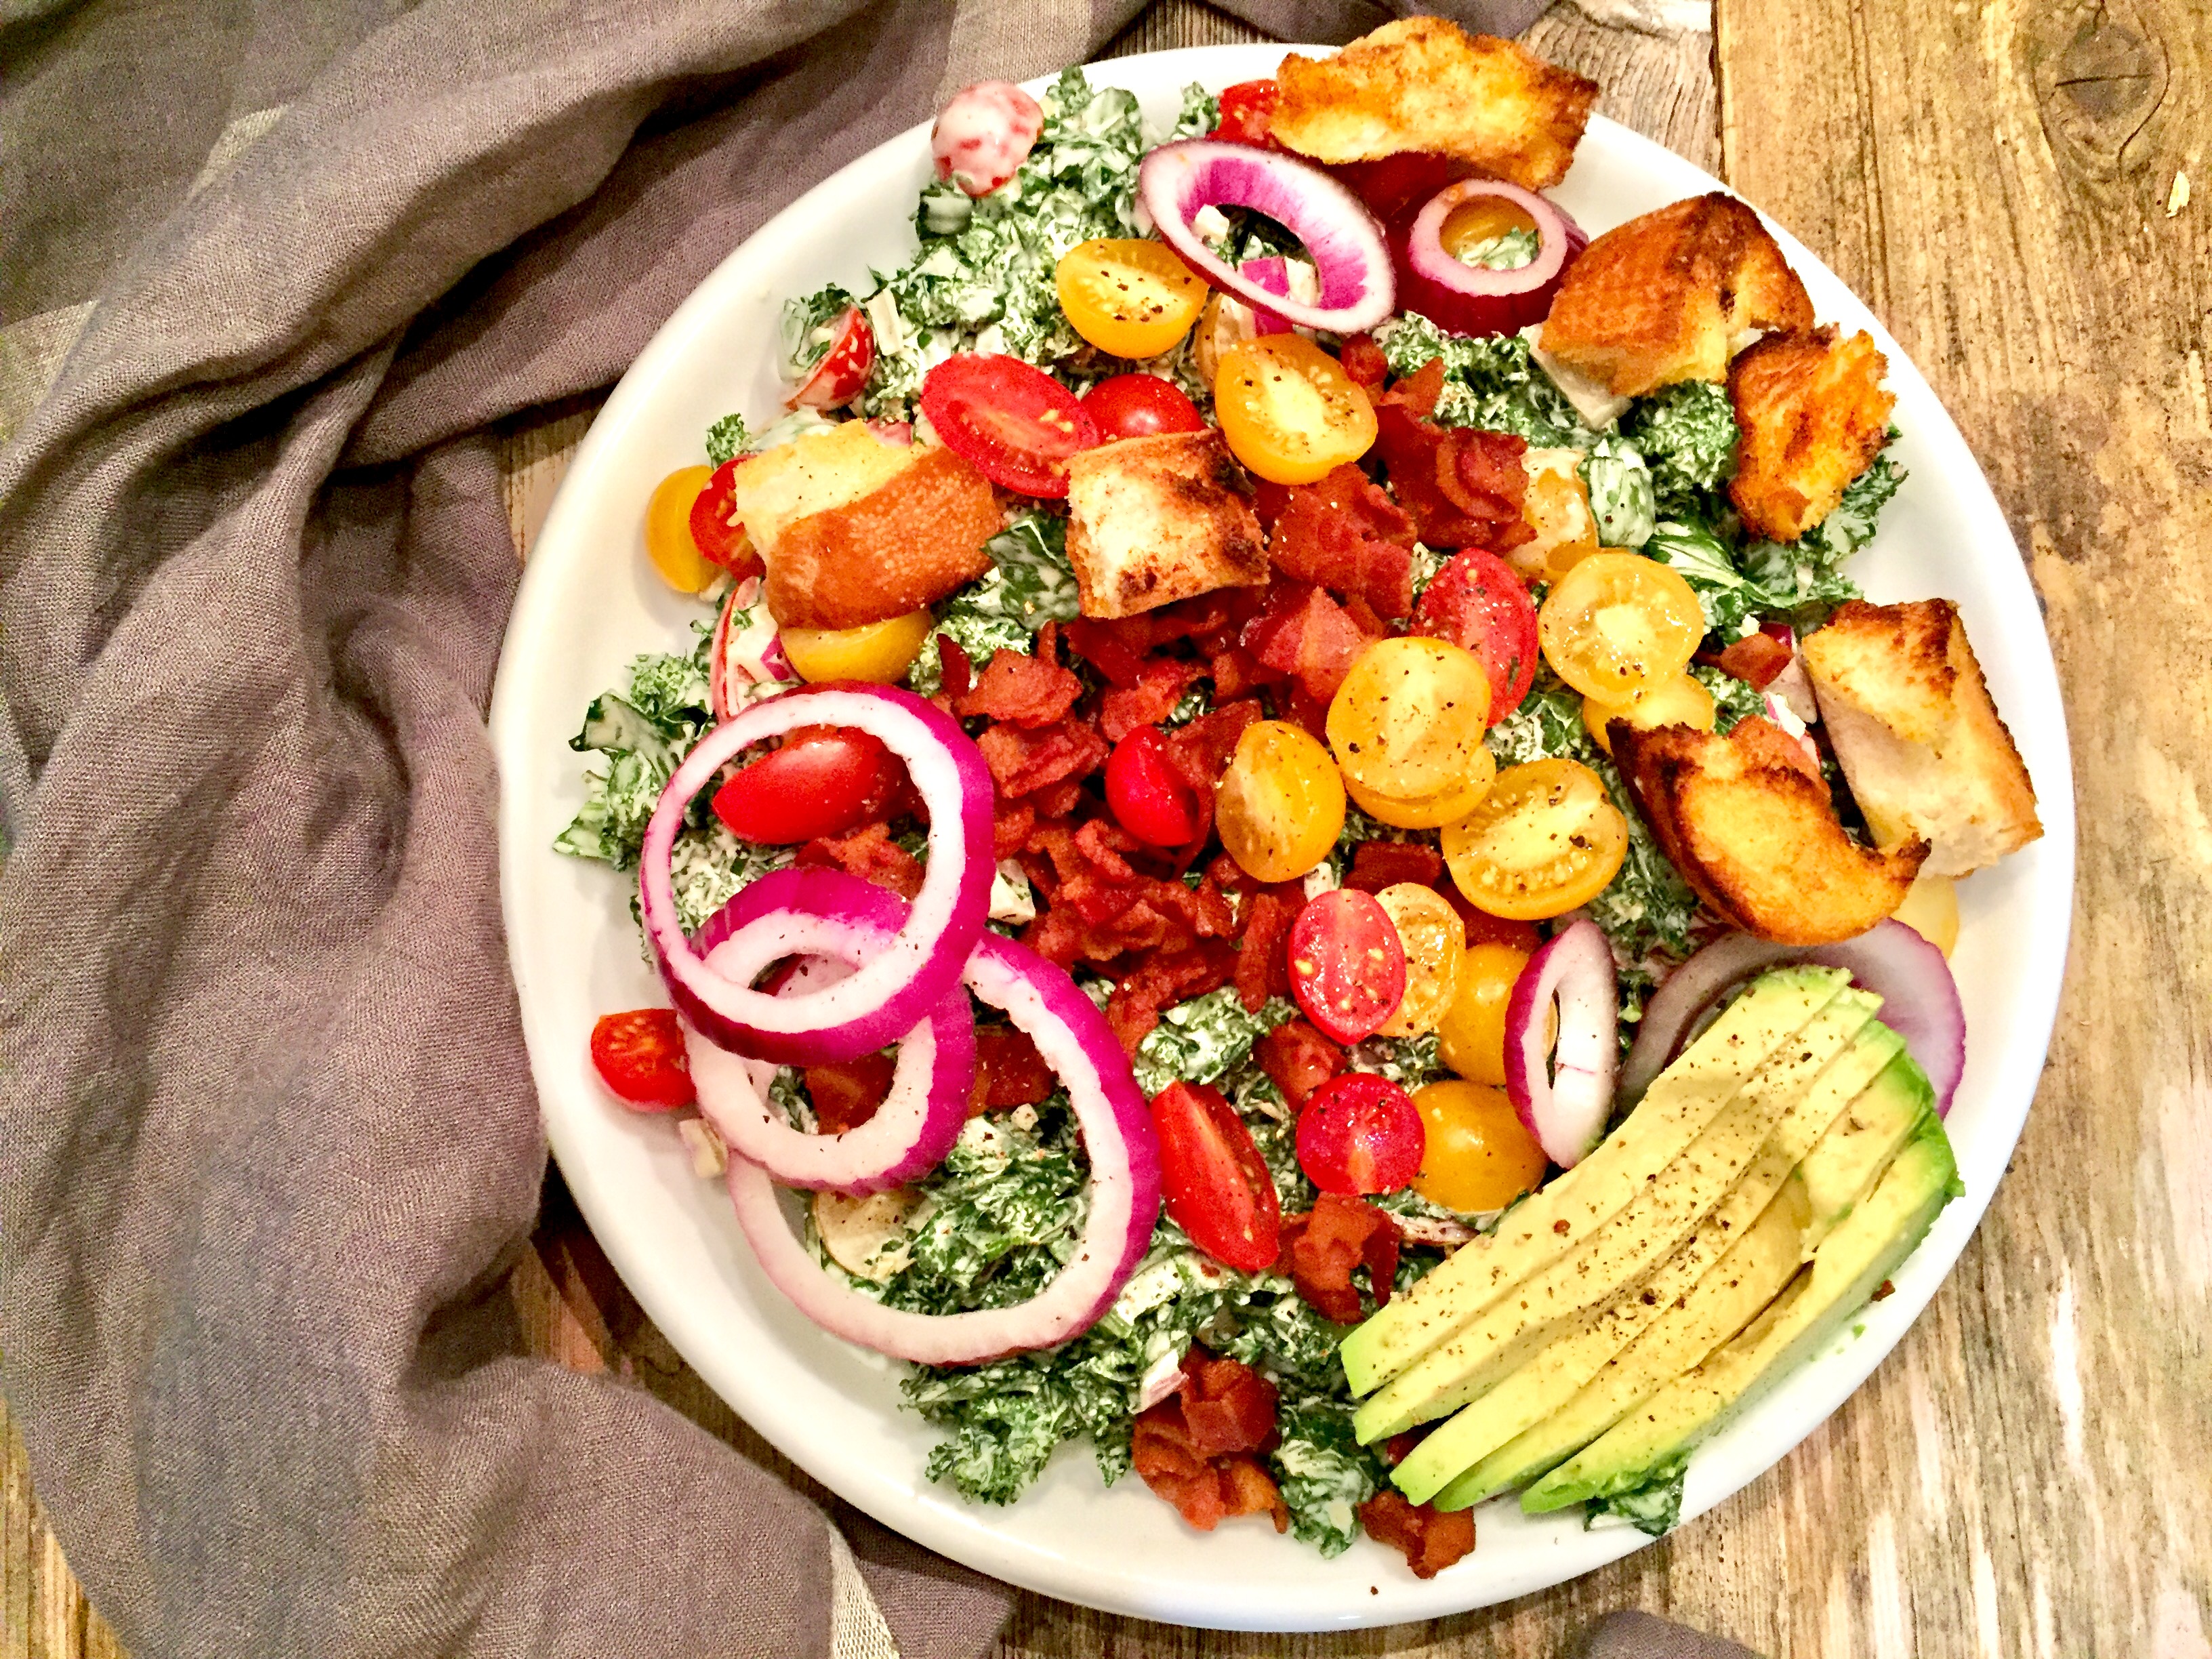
[1063, 593, 1246, 686]
[1026, 777, 1089, 819]
[1343, 840, 1445, 893]
[1705, 629, 1795, 689]
[1435, 428, 1534, 554]
[937, 634, 975, 702]
[1106, 942, 1237, 1054]
[1261, 465, 1418, 621]
[1132, 1349, 1291, 1534]
[954, 648, 1083, 728]
[969, 1027, 1054, 1115]
[1280, 1193, 1401, 1324]
[1339, 332, 1390, 390]
[1372, 386, 1533, 552]
[1382, 356, 1446, 422]
[1871, 1277, 1896, 1301]
[1099, 657, 1206, 743]
[1358, 1490, 1475, 1579]
[804, 1053, 895, 1133]
[1208, 642, 1277, 700]
[1234, 888, 1301, 1012]
[796, 820, 924, 900]
[1242, 581, 1379, 705]
[1382, 1427, 1435, 1467]
[993, 802, 1035, 858]
[977, 716, 1110, 799]
[1255, 1017, 1347, 1110]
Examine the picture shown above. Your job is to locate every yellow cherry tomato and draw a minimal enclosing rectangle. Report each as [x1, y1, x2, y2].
[1439, 197, 1538, 260]
[1374, 883, 1467, 1038]
[1326, 637, 1493, 804]
[778, 611, 937, 684]
[1582, 670, 1718, 758]
[1511, 450, 1601, 582]
[1345, 764, 1496, 831]
[1442, 758, 1630, 920]
[1893, 872, 1959, 956]
[1538, 551, 1706, 702]
[1216, 720, 1345, 883]
[1055, 239, 1208, 359]
[1437, 941, 1532, 1086]
[1212, 335, 1378, 485]
[1410, 1079, 1549, 1213]
[644, 465, 720, 594]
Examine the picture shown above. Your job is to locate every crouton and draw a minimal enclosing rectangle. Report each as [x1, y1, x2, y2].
[725, 419, 916, 554]
[1728, 327, 1896, 541]
[1538, 193, 1814, 396]
[1800, 600, 2041, 878]
[1271, 19, 1596, 191]
[1612, 716, 1927, 944]
[1065, 430, 1268, 619]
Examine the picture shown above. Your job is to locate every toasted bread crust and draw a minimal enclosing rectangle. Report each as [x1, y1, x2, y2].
[1538, 193, 1813, 396]
[1727, 327, 1896, 540]
[1612, 716, 1926, 944]
[764, 445, 1000, 630]
[1801, 599, 2041, 878]
[1065, 430, 1267, 619]
[1271, 18, 1596, 190]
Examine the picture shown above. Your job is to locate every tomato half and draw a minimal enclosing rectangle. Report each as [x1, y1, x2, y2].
[590, 1009, 695, 1111]
[1343, 770, 1494, 832]
[1288, 889, 1408, 1045]
[688, 457, 756, 571]
[1582, 670, 1717, 758]
[1373, 883, 1467, 1039]
[1080, 373, 1207, 439]
[1151, 1080, 1282, 1272]
[1511, 450, 1600, 582]
[1057, 239, 1209, 360]
[918, 354, 1099, 498]
[1210, 79, 1280, 148]
[1410, 1080, 1547, 1212]
[1215, 720, 1345, 883]
[1410, 549, 1540, 724]
[644, 465, 720, 594]
[1105, 724, 1202, 847]
[712, 728, 897, 843]
[788, 305, 876, 411]
[1537, 551, 1706, 702]
[1435, 941, 1532, 1086]
[1296, 1072, 1425, 1195]
[779, 612, 935, 685]
[1441, 758, 1630, 920]
[1326, 636, 1494, 804]
[1213, 335, 1378, 486]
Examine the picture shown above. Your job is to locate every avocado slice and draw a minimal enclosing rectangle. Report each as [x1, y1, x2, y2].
[1395, 1020, 1905, 1504]
[1353, 989, 1878, 1443]
[1340, 966, 1851, 1397]
[1520, 1115, 1961, 1516]
[1799, 1048, 1937, 1254]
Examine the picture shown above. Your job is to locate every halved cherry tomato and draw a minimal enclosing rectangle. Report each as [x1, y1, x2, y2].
[1151, 1080, 1282, 1272]
[1212, 335, 1378, 486]
[688, 457, 760, 575]
[1296, 1072, 1425, 1195]
[1326, 636, 1494, 804]
[1439, 197, 1539, 262]
[1105, 724, 1202, 846]
[1216, 720, 1345, 883]
[1410, 1079, 1547, 1212]
[1374, 883, 1467, 1039]
[1436, 941, 1532, 1086]
[1288, 889, 1408, 1044]
[1582, 670, 1716, 758]
[1538, 551, 1706, 702]
[1057, 239, 1209, 360]
[645, 465, 720, 594]
[1344, 770, 1494, 832]
[1409, 549, 1540, 725]
[918, 354, 1099, 498]
[712, 728, 897, 843]
[789, 306, 876, 410]
[779, 611, 935, 684]
[1441, 758, 1630, 920]
[590, 1009, 695, 1111]
[1210, 79, 1280, 148]
[1080, 373, 1207, 439]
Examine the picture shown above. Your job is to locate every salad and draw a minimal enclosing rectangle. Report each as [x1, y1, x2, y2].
[558, 20, 2043, 1578]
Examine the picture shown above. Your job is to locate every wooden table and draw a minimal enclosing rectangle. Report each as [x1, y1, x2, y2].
[8, 1, 2209, 1654]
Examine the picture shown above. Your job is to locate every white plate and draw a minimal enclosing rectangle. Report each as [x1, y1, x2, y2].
[491, 45, 2075, 1631]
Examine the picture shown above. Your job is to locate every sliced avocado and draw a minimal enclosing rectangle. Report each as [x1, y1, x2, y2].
[1340, 966, 1851, 1397]
[1799, 1048, 1935, 1255]
[1353, 989, 1877, 1443]
[1521, 1116, 1961, 1515]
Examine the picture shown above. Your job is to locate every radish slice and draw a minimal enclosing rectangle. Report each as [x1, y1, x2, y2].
[931, 80, 1043, 197]
[1395, 178, 1587, 340]
[1502, 920, 1619, 1168]
[708, 576, 796, 723]
[1620, 921, 1966, 1115]
[684, 877, 975, 1195]
[1139, 140, 1395, 333]
[720, 872, 1162, 1365]
[639, 686, 993, 1065]
[1240, 255, 1295, 336]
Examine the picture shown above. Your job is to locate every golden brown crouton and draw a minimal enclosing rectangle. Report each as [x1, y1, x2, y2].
[1727, 327, 1896, 541]
[762, 445, 999, 630]
[1271, 19, 1596, 191]
[1065, 430, 1267, 619]
[726, 419, 916, 555]
[1538, 194, 1814, 396]
[1612, 716, 1926, 944]
[1801, 599, 2041, 878]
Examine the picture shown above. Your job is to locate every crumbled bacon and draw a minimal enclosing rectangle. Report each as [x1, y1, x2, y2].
[804, 1053, 895, 1134]
[1132, 1349, 1290, 1534]
[1099, 656, 1206, 742]
[1280, 1193, 1401, 1324]
[1371, 363, 1534, 552]
[795, 821, 924, 900]
[1338, 331, 1390, 390]
[1436, 427, 1534, 553]
[1382, 356, 1446, 422]
[1105, 941, 1237, 1053]
[1259, 464, 1418, 621]
[937, 634, 974, 701]
[970, 1027, 1054, 1115]
[1357, 1491, 1476, 1579]
[954, 648, 1083, 728]
[1242, 580, 1380, 705]
[1706, 629, 1794, 689]
[1255, 1018, 1347, 1110]
[1233, 888, 1301, 1012]
[977, 716, 1110, 800]
[1343, 840, 1444, 893]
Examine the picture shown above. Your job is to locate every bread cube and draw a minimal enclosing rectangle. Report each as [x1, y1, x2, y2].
[1728, 327, 1896, 541]
[1064, 430, 1267, 619]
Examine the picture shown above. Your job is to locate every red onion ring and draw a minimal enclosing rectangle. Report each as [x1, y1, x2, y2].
[638, 685, 992, 1065]
[1620, 921, 1966, 1115]
[1239, 255, 1295, 336]
[720, 872, 1162, 1364]
[1395, 178, 1587, 340]
[1502, 919, 1619, 1169]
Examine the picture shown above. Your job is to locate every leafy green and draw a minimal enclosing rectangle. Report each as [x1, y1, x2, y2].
[1133, 988, 1298, 1097]
[782, 283, 857, 377]
[1622, 382, 1737, 516]
[880, 1115, 1088, 1315]
[703, 412, 752, 466]
[1645, 514, 1860, 638]
[1456, 227, 1540, 271]
[1348, 1033, 1444, 1092]
[1271, 1398, 1385, 1556]
[1796, 447, 1904, 565]
[554, 632, 714, 868]
[1370, 314, 1594, 448]
[906, 513, 1078, 693]
[1580, 435, 1656, 548]
[1689, 661, 1769, 733]
[1584, 1459, 1686, 1536]
[1171, 81, 1219, 139]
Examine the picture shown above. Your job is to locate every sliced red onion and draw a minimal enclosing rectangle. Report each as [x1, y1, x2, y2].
[1396, 178, 1587, 340]
[684, 878, 974, 1195]
[721, 872, 1162, 1365]
[708, 575, 796, 723]
[639, 686, 992, 1065]
[1139, 139, 1395, 333]
[1240, 255, 1295, 336]
[1620, 921, 1965, 1115]
[1503, 919, 1619, 1169]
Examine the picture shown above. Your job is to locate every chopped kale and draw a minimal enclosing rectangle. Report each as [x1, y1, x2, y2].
[1796, 446, 1904, 565]
[1271, 1397, 1386, 1555]
[1134, 988, 1298, 1097]
[554, 630, 713, 868]
[1584, 1459, 1687, 1536]
[1580, 434, 1656, 548]
[1622, 382, 1738, 517]
[703, 412, 752, 466]
[907, 513, 1078, 693]
[1371, 314, 1595, 448]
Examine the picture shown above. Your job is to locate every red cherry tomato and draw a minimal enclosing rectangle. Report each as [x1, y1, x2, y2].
[712, 726, 896, 843]
[1288, 889, 1409, 1044]
[1210, 79, 1281, 149]
[1105, 725, 1202, 846]
[790, 306, 876, 411]
[1151, 1080, 1282, 1272]
[918, 354, 1099, 498]
[687, 457, 758, 573]
[1410, 548, 1540, 725]
[1296, 1072, 1426, 1195]
[1080, 374, 1207, 441]
[590, 1009, 695, 1111]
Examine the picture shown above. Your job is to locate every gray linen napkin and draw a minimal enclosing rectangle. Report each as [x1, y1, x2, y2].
[0, 2, 1560, 1655]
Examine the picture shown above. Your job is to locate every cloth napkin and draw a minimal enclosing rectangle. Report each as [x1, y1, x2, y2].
[0, 2, 1662, 1656]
